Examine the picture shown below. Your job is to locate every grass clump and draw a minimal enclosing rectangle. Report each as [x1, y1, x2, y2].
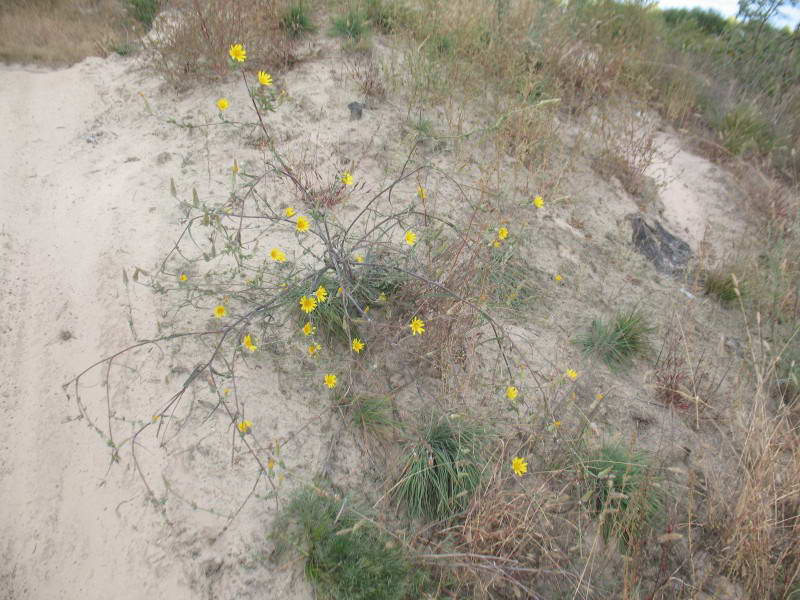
[127, 0, 159, 30]
[347, 395, 397, 433]
[272, 487, 424, 600]
[331, 7, 369, 40]
[702, 269, 741, 306]
[580, 444, 664, 549]
[280, 2, 316, 38]
[577, 309, 653, 371]
[396, 417, 484, 521]
[718, 104, 776, 156]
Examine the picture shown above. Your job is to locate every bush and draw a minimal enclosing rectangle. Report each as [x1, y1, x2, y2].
[271, 487, 425, 600]
[127, 0, 159, 30]
[280, 2, 316, 38]
[577, 309, 653, 371]
[702, 269, 741, 306]
[395, 417, 484, 521]
[719, 104, 776, 156]
[331, 7, 369, 40]
[580, 445, 664, 548]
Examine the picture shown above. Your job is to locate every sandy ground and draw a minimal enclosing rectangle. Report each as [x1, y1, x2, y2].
[0, 45, 750, 599]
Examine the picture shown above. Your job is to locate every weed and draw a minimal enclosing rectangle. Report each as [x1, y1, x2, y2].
[331, 7, 369, 41]
[347, 395, 397, 433]
[395, 417, 484, 521]
[580, 444, 664, 549]
[127, 0, 159, 30]
[272, 487, 425, 599]
[485, 247, 538, 311]
[281, 2, 316, 38]
[365, 0, 409, 33]
[719, 104, 776, 156]
[577, 309, 653, 371]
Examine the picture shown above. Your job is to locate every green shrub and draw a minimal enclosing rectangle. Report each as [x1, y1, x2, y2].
[365, 0, 410, 33]
[719, 104, 776, 156]
[702, 269, 742, 306]
[577, 309, 653, 371]
[348, 395, 397, 433]
[581, 445, 664, 549]
[395, 417, 484, 521]
[281, 2, 316, 37]
[272, 487, 424, 600]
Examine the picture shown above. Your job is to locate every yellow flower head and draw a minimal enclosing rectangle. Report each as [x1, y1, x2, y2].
[417, 185, 427, 200]
[405, 230, 417, 246]
[565, 369, 578, 381]
[267, 458, 276, 470]
[315, 285, 328, 303]
[216, 98, 229, 111]
[351, 338, 365, 353]
[596, 393, 604, 401]
[302, 321, 315, 336]
[308, 343, 322, 356]
[296, 216, 310, 232]
[242, 334, 258, 353]
[228, 43, 247, 62]
[237, 420, 253, 434]
[554, 274, 563, 282]
[231, 161, 240, 174]
[341, 171, 354, 185]
[299, 295, 317, 313]
[553, 420, 562, 428]
[223, 388, 231, 396]
[506, 386, 519, 400]
[324, 373, 337, 389]
[284, 206, 296, 217]
[214, 305, 227, 318]
[512, 456, 528, 477]
[258, 70, 272, 86]
[378, 292, 387, 302]
[533, 195, 544, 208]
[179, 272, 188, 282]
[492, 240, 501, 248]
[410, 317, 425, 335]
[270, 248, 286, 262]
[498, 226, 509, 240]
[354, 255, 364, 264]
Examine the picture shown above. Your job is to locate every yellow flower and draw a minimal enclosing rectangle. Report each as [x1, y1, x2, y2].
[354, 255, 364, 263]
[498, 226, 509, 240]
[596, 393, 604, 401]
[565, 369, 578, 381]
[506, 386, 518, 400]
[492, 240, 501, 248]
[270, 248, 286, 262]
[223, 388, 231, 396]
[216, 98, 229, 111]
[512, 456, 528, 477]
[267, 458, 276, 470]
[533, 195, 544, 208]
[378, 292, 387, 302]
[410, 317, 425, 335]
[242, 334, 258, 353]
[554, 274, 563, 282]
[214, 305, 227, 318]
[308, 343, 321, 356]
[258, 70, 272, 86]
[296, 216, 310, 232]
[179, 272, 188, 282]
[299, 295, 317, 313]
[405, 230, 417, 246]
[324, 373, 337, 389]
[417, 185, 427, 200]
[237, 420, 252, 434]
[302, 322, 315, 336]
[553, 420, 562, 428]
[284, 206, 296, 217]
[337, 286, 344, 296]
[228, 43, 247, 62]
[351, 338, 365, 353]
[231, 161, 239, 174]
[315, 285, 328, 303]
[341, 171, 354, 185]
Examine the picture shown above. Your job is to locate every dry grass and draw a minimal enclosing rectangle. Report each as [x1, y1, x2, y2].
[0, 0, 133, 66]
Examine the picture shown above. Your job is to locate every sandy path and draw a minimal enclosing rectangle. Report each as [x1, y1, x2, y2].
[0, 59, 191, 599]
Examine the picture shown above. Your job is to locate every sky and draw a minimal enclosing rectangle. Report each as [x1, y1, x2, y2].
[656, 0, 800, 27]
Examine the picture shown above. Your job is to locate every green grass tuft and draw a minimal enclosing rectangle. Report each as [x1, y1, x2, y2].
[272, 487, 425, 600]
[127, 0, 159, 30]
[281, 2, 316, 38]
[580, 445, 664, 549]
[577, 309, 653, 371]
[395, 417, 484, 521]
[331, 8, 369, 40]
[348, 395, 397, 433]
[702, 269, 741, 306]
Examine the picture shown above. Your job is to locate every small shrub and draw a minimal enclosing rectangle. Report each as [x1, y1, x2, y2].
[127, 0, 159, 30]
[348, 395, 397, 432]
[396, 417, 484, 521]
[718, 104, 776, 156]
[272, 487, 424, 600]
[331, 7, 369, 40]
[580, 444, 664, 549]
[365, 0, 409, 33]
[577, 309, 653, 371]
[281, 2, 316, 38]
[703, 269, 741, 306]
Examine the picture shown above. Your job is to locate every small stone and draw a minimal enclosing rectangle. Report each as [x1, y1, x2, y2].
[347, 101, 364, 120]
